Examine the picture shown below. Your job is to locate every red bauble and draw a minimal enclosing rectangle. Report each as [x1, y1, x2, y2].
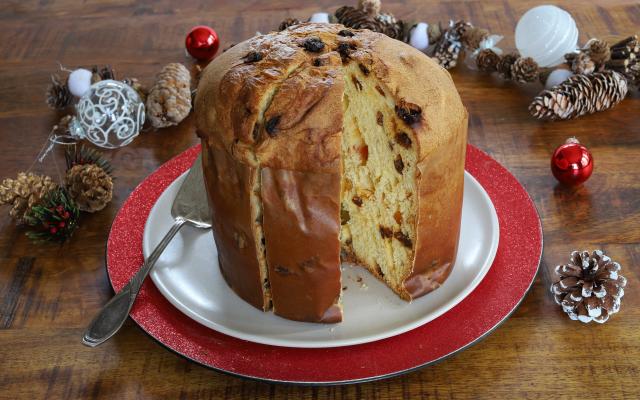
[185, 25, 219, 61]
[551, 138, 593, 186]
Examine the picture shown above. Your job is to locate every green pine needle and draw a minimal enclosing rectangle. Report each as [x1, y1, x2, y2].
[24, 187, 80, 243]
[65, 144, 114, 177]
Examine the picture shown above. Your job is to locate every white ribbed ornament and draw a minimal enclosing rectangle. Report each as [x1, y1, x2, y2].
[515, 5, 578, 67]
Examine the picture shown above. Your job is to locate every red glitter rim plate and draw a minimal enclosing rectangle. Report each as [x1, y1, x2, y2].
[106, 144, 542, 385]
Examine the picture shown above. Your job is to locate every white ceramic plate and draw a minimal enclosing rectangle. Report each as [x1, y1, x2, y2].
[144, 171, 499, 348]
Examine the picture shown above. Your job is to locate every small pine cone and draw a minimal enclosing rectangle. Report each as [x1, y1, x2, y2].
[65, 164, 113, 212]
[529, 71, 628, 120]
[427, 23, 443, 44]
[551, 250, 627, 323]
[570, 52, 595, 74]
[123, 77, 147, 103]
[605, 35, 639, 82]
[46, 74, 73, 110]
[376, 13, 406, 41]
[432, 21, 466, 69]
[461, 26, 490, 50]
[359, 0, 381, 16]
[278, 18, 301, 31]
[497, 53, 518, 79]
[146, 63, 192, 129]
[53, 115, 73, 137]
[0, 173, 58, 222]
[510, 57, 539, 83]
[335, 3, 405, 40]
[586, 39, 611, 66]
[91, 65, 116, 84]
[476, 49, 500, 72]
[335, 5, 378, 31]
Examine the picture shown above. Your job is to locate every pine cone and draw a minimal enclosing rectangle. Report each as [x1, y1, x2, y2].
[431, 21, 468, 69]
[46, 74, 73, 110]
[0, 173, 58, 222]
[530, 71, 628, 120]
[334, 1, 405, 40]
[278, 18, 301, 31]
[551, 250, 627, 323]
[359, 0, 380, 16]
[460, 26, 489, 50]
[567, 52, 595, 74]
[146, 63, 192, 129]
[605, 35, 639, 80]
[476, 49, 500, 72]
[123, 77, 147, 103]
[586, 39, 611, 66]
[511, 57, 539, 83]
[91, 65, 116, 84]
[53, 115, 73, 137]
[65, 164, 113, 212]
[497, 53, 518, 79]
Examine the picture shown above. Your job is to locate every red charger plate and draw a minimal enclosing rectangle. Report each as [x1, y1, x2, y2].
[106, 144, 542, 385]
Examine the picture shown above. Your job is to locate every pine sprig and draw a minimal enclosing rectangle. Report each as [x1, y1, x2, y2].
[65, 145, 114, 177]
[24, 188, 80, 242]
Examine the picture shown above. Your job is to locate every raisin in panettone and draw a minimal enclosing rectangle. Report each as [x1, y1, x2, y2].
[195, 23, 468, 323]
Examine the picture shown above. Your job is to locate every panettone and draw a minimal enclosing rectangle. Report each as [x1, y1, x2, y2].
[195, 23, 468, 323]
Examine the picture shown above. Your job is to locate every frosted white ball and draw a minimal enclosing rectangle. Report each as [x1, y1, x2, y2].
[67, 68, 93, 97]
[515, 5, 578, 67]
[309, 12, 330, 23]
[545, 69, 574, 89]
[409, 22, 429, 52]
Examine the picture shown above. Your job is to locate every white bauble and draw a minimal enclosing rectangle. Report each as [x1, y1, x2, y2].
[545, 69, 574, 89]
[515, 5, 578, 67]
[67, 68, 93, 97]
[409, 23, 429, 52]
[309, 13, 330, 23]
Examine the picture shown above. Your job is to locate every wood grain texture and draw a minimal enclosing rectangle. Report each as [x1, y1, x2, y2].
[0, 1, 638, 399]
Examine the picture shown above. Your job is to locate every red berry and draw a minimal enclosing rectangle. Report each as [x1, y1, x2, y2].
[58, 221, 65, 228]
[63, 211, 70, 219]
[50, 227, 58, 234]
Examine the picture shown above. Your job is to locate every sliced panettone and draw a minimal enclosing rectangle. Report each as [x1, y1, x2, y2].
[196, 23, 467, 323]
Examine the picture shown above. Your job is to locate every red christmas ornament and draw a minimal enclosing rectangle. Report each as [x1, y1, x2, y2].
[185, 25, 219, 61]
[551, 138, 593, 186]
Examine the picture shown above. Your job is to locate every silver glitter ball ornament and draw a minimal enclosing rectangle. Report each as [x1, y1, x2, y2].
[70, 80, 145, 149]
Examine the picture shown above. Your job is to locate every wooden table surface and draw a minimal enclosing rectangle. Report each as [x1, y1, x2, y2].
[0, 0, 638, 398]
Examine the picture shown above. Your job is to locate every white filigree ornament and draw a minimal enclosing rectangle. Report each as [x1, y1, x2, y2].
[69, 80, 145, 149]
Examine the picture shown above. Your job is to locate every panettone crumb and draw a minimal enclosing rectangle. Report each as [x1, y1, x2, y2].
[339, 62, 417, 296]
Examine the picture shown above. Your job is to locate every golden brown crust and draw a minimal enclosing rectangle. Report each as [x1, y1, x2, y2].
[261, 168, 342, 323]
[201, 142, 265, 309]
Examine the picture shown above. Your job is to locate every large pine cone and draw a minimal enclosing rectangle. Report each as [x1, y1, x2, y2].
[0, 173, 58, 222]
[65, 164, 113, 212]
[551, 250, 627, 323]
[146, 63, 192, 129]
[530, 71, 628, 120]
